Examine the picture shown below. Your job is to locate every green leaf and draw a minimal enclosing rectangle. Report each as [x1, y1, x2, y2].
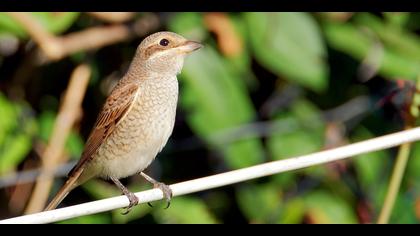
[37, 111, 55, 142]
[244, 12, 329, 92]
[323, 20, 420, 80]
[389, 193, 419, 224]
[0, 93, 17, 145]
[267, 99, 325, 186]
[182, 48, 264, 168]
[0, 133, 32, 174]
[153, 196, 219, 224]
[33, 12, 79, 35]
[355, 13, 420, 63]
[269, 129, 323, 160]
[407, 142, 420, 191]
[168, 12, 207, 41]
[267, 98, 325, 158]
[0, 14, 26, 37]
[66, 132, 84, 159]
[0, 93, 35, 174]
[225, 14, 259, 88]
[304, 191, 358, 224]
[181, 47, 256, 133]
[236, 183, 282, 223]
[277, 197, 305, 224]
[383, 12, 410, 28]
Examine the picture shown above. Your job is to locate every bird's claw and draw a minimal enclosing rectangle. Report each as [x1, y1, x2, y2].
[139, 172, 172, 209]
[121, 192, 139, 215]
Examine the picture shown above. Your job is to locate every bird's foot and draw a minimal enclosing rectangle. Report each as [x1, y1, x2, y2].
[110, 176, 139, 215]
[121, 192, 139, 215]
[154, 182, 173, 209]
[140, 172, 172, 209]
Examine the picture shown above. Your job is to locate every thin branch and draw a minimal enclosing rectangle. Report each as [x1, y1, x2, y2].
[47, 25, 132, 59]
[8, 12, 160, 64]
[7, 12, 63, 60]
[2, 126, 420, 224]
[377, 140, 412, 224]
[37, 13, 160, 64]
[24, 64, 91, 214]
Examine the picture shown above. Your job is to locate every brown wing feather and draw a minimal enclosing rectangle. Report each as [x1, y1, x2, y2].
[68, 82, 139, 177]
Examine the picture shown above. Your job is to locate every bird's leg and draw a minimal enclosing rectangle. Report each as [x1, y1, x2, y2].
[140, 172, 173, 209]
[110, 177, 138, 215]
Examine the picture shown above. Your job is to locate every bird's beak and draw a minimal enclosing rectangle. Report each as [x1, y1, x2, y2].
[177, 40, 203, 54]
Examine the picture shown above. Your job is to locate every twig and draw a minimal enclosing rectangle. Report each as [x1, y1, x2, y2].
[7, 12, 63, 60]
[377, 139, 412, 224]
[2, 126, 420, 224]
[37, 13, 160, 64]
[24, 64, 91, 214]
[45, 25, 132, 60]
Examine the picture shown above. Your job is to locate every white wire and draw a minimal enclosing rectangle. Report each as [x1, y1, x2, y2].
[2, 126, 420, 224]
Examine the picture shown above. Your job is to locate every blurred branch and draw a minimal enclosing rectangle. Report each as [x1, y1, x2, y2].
[357, 38, 384, 82]
[259, 85, 302, 118]
[7, 12, 63, 60]
[1, 161, 76, 189]
[24, 64, 91, 214]
[207, 96, 370, 147]
[36, 24, 132, 63]
[377, 139, 411, 224]
[3, 126, 420, 223]
[87, 12, 136, 23]
[7, 12, 160, 64]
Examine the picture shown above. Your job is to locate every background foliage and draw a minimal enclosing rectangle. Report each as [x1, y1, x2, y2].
[1, 12, 420, 224]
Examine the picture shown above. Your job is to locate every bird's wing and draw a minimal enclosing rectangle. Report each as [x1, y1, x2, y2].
[68, 82, 140, 177]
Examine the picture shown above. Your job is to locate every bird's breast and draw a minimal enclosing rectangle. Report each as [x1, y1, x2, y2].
[94, 76, 179, 179]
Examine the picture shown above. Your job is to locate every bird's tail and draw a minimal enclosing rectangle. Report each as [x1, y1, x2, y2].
[44, 167, 84, 211]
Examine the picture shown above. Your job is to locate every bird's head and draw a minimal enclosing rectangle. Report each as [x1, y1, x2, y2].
[134, 31, 202, 76]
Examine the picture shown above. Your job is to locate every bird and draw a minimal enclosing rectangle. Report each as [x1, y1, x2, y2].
[44, 31, 202, 214]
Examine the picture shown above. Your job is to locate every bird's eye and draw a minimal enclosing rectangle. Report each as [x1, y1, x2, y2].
[159, 39, 170, 46]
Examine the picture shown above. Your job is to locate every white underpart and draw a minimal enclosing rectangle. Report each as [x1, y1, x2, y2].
[91, 75, 179, 179]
